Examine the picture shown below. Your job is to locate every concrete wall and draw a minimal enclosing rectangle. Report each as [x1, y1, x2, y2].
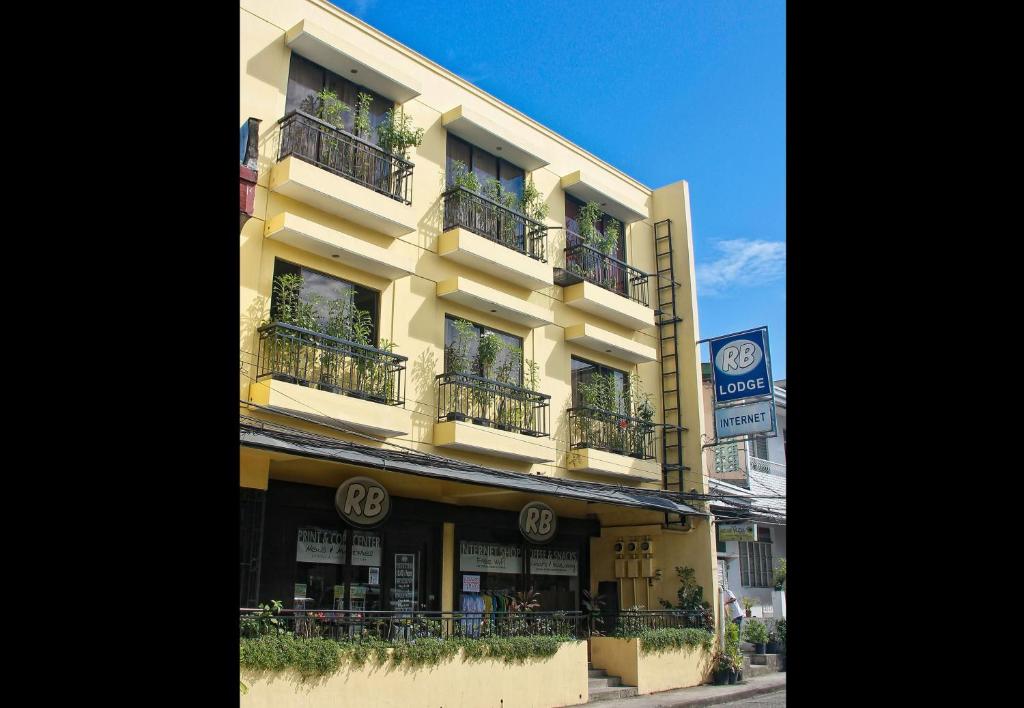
[590, 637, 712, 694]
[240, 641, 588, 708]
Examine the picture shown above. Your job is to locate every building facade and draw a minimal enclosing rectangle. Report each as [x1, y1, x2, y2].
[700, 364, 786, 618]
[240, 0, 717, 682]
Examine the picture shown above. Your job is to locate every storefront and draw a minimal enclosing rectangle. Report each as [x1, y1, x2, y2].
[254, 479, 597, 615]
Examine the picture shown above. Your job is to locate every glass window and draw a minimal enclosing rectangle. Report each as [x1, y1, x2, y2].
[444, 316, 523, 385]
[286, 53, 392, 146]
[499, 160, 524, 200]
[564, 194, 626, 261]
[445, 135, 524, 202]
[446, 134, 472, 186]
[750, 436, 769, 460]
[271, 259, 380, 345]
[570, 357, 629, 414]
[739, 541, 773, 588]
[472, 150, 498, 189]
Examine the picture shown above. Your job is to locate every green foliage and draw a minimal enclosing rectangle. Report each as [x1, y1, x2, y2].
[477, 331, 502, 379]
[775, 618, 786, 653]
[741, 597, 754, 612]
[774, 557, 786, 591]
[637, 628, 715, 655]
[614, 605, 650, 637]
[743, 618, 769, 644]
[240, 601, 286, 638]
[657, 566, 714, 633]
[301, 89, 351, 129]
[576, 201, 618, 255]
[353, 92, 373, 139]
[446, 318, 477, 375]
[377, 107, 424, 159]
[239, 635, 575, 677]
[518, 177, 549, 221]
[449, 160, 480, 192]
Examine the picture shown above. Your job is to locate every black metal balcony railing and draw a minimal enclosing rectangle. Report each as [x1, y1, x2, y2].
[436, 371, 551, 437]
[277, 110, 415, 205]
[256, 322, 407, 406]
[442, 186, 547, 262]
[564, 232, 650, 307]
[240, 608, 706, 642]
[568, 407, 656, 460]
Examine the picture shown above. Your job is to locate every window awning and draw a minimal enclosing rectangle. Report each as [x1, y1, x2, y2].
[240, 416, 703, 516]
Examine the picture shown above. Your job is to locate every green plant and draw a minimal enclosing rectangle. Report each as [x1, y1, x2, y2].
[353, 91, 373, 140]
[518, 177, 549, 221]
[615, 605, 650, 637]
[576, 201, 618, 256]
[741, 596, 754, 612]
[446, 318, 476, 375]
[239, 600, 286, 638]
[743, 618, 768, 645]
[773, 557, 786, 591]
[581, 588, 606, 636]
[775, 618, 786, 653]
[637, 628, 714, 655]
[376, 107, 424, 159]
[449, 159, 480, 192]
[657, 566, 714, 633]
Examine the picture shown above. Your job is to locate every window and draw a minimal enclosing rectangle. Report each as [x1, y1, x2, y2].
[271, 259, 380, 345]
[757, 526, 772, 543]
[564, 194, 626, 262]
[570, 357, 628, 414]
[444, 315, 523, 385]
[285, 53, 392, 145]
[714, 443, 739, 473]
[739, 541, 773, 588]
[715, 525, 726, 554]
[750, 435, 769, 460]
[446, 134, 525, 201]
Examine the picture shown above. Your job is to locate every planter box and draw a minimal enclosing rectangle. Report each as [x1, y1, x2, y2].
[590, 637, 712, 695]
[240, 641, 588, 708]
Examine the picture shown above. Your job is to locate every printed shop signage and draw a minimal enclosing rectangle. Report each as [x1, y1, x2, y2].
[519, 501, 557, 544]
[295, 527, 382, 566]
[718, 523, 757, 542]
[709, 328, 773, 404]
[335, 476, 391, 529]
[529, 548, 578, 576]
[714, 400, 775, 437]
[460, 541, 523, 574]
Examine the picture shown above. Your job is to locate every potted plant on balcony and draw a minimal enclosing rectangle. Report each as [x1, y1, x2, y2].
[518, 359, 541, 435]
[376, 106, 423, 195]
[492, 342, 521, 432]
[299, 89, 350, 168]
[470, 332, 501, 425]
[444, 318, 477, 422]
[743, 618, 768, 654]
[266, 273, 320, 386]
[366, 338, 398, 404]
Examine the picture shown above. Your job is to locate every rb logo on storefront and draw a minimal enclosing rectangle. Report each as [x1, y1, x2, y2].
[519, 501, 557, 544]
[335, 476, 391, 529]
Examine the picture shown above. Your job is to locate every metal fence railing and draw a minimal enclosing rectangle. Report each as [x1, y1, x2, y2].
[442, 186, 547, 261]
[277, 110, 415, 204]
[256, 322, 407, 406]
[240, 609, 710, 642]
[567, 407, 656, 459]
[564, 232, 649, 307]
[436, 372, 551, 437]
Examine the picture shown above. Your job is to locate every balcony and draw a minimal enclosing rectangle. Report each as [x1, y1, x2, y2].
[566, 407, 661, 481]
[432, 372, 554, 463]
[270, 111, 417, 237]
[557, 239, 655, 331]
[438, 186, 552, 290]
[748, 456, 786, 477]
[251, 322, 410, 437]
[563, 322, 657, 364]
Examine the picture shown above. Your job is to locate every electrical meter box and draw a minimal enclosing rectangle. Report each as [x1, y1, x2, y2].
[641, 558, 655, 577]
[627, 559, 640, 577]
[614, 559, 627, 578]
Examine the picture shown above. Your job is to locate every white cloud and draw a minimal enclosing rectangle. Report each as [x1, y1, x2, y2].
[345, 0, 377, 17]
[696, 239, 786, 296]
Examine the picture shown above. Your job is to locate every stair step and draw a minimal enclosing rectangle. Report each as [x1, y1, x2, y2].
[587, 669, 607, 678]
[588, 686, 639, 703]
[588, 677, 622, 688]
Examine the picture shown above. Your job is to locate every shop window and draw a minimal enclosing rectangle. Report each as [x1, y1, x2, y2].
[739, 540, 773, 588]
[271, 259, 380, 345]
[285, 53, 392, 145]
[293, 527, 384, 612]
[444, 315, 523, 385]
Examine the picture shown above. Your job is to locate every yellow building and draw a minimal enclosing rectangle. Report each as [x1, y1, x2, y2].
[240, 0, 717, 693]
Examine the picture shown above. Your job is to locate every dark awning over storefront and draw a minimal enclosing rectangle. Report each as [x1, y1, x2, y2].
[240, 416, 703, 516]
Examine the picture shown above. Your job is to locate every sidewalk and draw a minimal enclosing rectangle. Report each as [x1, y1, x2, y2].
[583, 673, 786, 707]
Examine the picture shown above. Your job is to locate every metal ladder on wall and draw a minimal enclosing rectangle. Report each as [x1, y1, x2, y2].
[653, 219, 690, 518]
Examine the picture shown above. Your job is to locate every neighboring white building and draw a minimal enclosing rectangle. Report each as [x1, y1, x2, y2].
[700, 364, 786, 618]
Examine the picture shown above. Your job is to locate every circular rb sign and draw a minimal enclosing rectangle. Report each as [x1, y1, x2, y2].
[335, 476, 391, 529]
[519, 501, 557, 543]
[714, 338, 763, 376]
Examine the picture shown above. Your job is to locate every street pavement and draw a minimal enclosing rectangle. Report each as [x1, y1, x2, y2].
[711, 689, 785, 706]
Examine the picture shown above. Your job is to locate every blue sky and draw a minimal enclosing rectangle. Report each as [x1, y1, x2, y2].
[332, 0, 786, 378]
